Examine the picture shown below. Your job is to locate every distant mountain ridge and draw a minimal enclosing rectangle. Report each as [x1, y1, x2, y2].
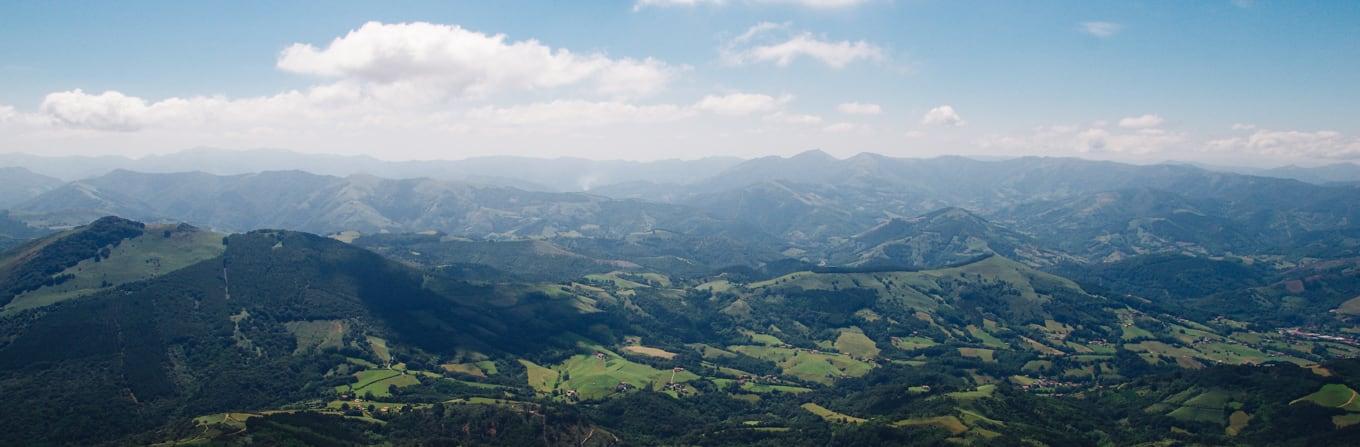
[9, 169, 772, 245]
[0, 148, 744, 192]
[8, 150, 1360, 268]
[0, 166, 63, 208]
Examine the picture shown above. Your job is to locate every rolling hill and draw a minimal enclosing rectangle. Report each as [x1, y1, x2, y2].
[0, 166, 63, 208]
[0, 221, 618, 444]
[826, 207, 1072, 269]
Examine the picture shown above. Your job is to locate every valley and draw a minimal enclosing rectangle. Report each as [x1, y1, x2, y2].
[0, 154, 1359, 446]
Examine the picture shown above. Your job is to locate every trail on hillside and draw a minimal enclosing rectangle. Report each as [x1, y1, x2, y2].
[1341, 389, 1358, 408]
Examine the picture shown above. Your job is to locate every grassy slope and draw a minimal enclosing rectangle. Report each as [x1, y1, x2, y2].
[4, 224, 223, 313]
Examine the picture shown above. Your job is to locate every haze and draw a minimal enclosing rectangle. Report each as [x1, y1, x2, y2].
[1, 1, 1357, 167]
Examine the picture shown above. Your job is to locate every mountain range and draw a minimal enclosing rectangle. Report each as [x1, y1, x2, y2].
[3, 150, 1360, 445]
[8, 150, 1357, 267]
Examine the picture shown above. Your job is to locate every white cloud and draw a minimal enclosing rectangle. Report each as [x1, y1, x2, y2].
[1080, 21, 1122, 38]
[1082, 128, 1183, 154]
[921, 105, 964, 127]
[1118, 114, 1164, 129]
[822, 122, 865, 133]
[277, 21, 677, 99]
[1208, 129, 1360, 160]
[836, 102, 881, 115]
[981, 124, 1183, 155]
[467, 100, 694, 127]
[765, 111, 823, 125]
[732, 21, 789, 43]
[1231, 123, 1256, 131]
[40, 89, 150, 131]
[723, 23, 883, 68]
[693, 93, 791, 115]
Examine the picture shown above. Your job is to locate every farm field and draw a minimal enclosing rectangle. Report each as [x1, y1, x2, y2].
[622, 345, 677, 359]
[729, 345, 874, 385]
[800, 403, 866, 424]
[1292, 383, 1360, 411]
[833, 327, 880, 359]
[335, 369, 421, 398]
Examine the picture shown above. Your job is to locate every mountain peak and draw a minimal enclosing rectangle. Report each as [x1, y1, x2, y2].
[789, 149, 837, 161]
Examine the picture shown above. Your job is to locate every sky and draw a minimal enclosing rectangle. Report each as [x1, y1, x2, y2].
[0, 0, 1357, 167]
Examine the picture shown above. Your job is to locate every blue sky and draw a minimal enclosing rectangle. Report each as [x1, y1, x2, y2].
[1, 0, 1356, 166]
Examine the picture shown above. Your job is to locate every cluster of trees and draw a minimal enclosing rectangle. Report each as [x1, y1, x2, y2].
[0, 216, 144, 304]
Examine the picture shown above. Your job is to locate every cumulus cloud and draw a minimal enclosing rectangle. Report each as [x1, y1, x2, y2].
[1118, 114, 1164, 129]
[723, 22, 883, 68]
[40, 89, 150, 131]
[277, 21, 677, 99]
[466, 100, 694, 127]
[693, 93, 791, 115]
[981, 124, 1183, 155]
[1080, 21, 1122, 38]
[822, 122, 865, 133]
[1231, 123, 1256, 130]
[765, 111, 823, 125]
[921, 105, 964, 127]
[1082, 128, 1183, 154]
[837, 102, 881, 115]
[1208, 129, 1360, 160]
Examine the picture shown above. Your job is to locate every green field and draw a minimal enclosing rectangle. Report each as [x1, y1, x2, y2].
[366, 336, 392, 364]
[742, 382, 812, 394]
[1226, 410, 1251, 436]
[691, 343, 738, 359]
[730, 345, 873, 385]
[967, 325, 1008, 349]
[441, 362, 487, 378]
[522, 347, 697, 400]
[584, 272, 649, 289]
[893, 415, 968, 435]
[740, 329, 785, 346]
[695, 279, 735, 293]
[335, 369, 421, 398]
[284, 320, 348, 354]
[958, 347, 995, 363]
[834, 327, 880, 359]
[947, 384, 997, 401]
[1333, 413, 1360, 429]
[892, 336, 938, 351]
[475, 360, 499, 375]
[1292, 383, 1360, 411]
[1155, 389, 1239, 425]
[4, 226, 224, 313]
[801, 403, 866, 424]
[1020, 361, 1051, 374]
[1336, 296, 1360, 316]
[519, 360, 557, 393]
[1121, 325, 1155, 341]
[622, 345, 678, 359]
